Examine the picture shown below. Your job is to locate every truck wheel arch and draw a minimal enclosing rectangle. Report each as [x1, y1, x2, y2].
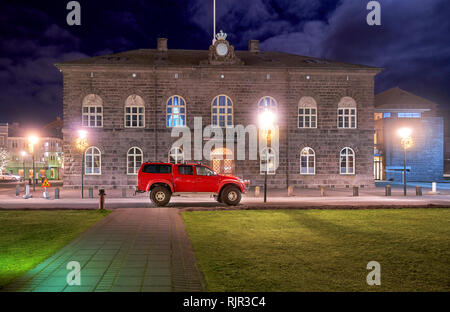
[219, 183, 242, 196]
[148, 182, 173, 193]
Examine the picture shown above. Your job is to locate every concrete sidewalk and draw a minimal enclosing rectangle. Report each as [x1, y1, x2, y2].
[2, 208, 204, 292]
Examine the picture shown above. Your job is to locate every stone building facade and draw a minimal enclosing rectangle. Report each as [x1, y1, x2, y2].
[374, 87, 444, 182]
[57, 37, 381, 190]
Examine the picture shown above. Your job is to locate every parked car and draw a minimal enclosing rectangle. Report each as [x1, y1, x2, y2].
[136, 162, 249, 206]
[0, 172, 22, 182]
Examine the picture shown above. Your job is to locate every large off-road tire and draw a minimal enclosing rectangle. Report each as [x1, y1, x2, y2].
[150, 186, 171, 207]
[221, 186, 242, 206]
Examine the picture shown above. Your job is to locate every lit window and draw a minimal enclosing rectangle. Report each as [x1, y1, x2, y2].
[300, 147, 315, 175]
[398, 112, 421, 118]
[258, 96, 278, 113]
[383, 112, 391, 118]
[212, 95, 233, 127]
[82, 94, 103, 127]
[125, 95, 145, 128]
[167, 95, 186, 127]
[340, 147, 355, 175]
[168, 147, 184, 164]
[260, 147, 276, 175]
[337, 97, 357, 129]
[85, 146, 101, 175]
[298, 97, 317, 128]
[127, 147, 143, 175]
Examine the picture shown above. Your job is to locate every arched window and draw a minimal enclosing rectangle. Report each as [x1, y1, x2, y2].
[211, 95, 233, 127]
[260, 147, 276, 175]
[340, 147, 355, 174]
[300, 147, 315, 174]
[127, 147, 143, 175]
[125, 95, 145, 128]
[258, 96, 277, 113]
[167, 95, 186, 127]
[338, 97, 357, 128]
[82, 94, 103, 127]
[85, 146, 101, 175]
[168, 147, 184, 164]
[298, 97, 317, 128]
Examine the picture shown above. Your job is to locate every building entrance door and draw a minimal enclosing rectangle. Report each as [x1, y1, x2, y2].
[374, 156, 384, 180]
[210, 148, 234, 175]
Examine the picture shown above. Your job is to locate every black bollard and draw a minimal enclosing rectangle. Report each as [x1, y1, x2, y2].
[16, 185, 20, 196]
[55, 187, 60, 199]
[98, 189, 106, 210]
[353, 186, 359, 197]
[88, 188, 93, 198]
[416, 186, 422, 196]
[385, 185, 391, 196]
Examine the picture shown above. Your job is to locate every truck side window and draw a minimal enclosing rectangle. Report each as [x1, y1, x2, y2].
[196, 166, 216, 176]
[142, 164, 171, 173]
[178, 165, 193, 175]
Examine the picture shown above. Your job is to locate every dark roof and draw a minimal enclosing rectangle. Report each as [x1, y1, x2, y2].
[375, 87, 438, 110]
[57, 48, 381, 71]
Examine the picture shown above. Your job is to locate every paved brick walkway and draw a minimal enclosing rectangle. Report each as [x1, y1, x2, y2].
[3, 208, 204, 292]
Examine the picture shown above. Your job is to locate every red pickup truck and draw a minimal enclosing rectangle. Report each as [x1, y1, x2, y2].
[136, 162, 248, 206]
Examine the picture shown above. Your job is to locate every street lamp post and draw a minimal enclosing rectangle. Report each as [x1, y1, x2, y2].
[398, 128, 413, 197]
[20, 151, 26, 182]
[28, 136, 39, 192]
[76, 130, 88, 198]
[259, 110, 276, 203]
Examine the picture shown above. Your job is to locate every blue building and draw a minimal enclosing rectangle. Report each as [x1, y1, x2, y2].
[374, 87, 444, 182]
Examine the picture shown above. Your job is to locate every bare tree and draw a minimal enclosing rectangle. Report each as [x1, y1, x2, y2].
[0, 147, 9, 175]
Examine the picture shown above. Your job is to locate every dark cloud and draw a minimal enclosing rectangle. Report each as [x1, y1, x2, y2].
[260, 0, 450, 107]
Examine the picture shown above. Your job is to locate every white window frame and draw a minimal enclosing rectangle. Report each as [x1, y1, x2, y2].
[298, 97, 317, 128]
[85, 146, 101, 175]
[340, 147, 355, 175]
[127, 147, 143, 175]
[167, 95, 186, 127]
[258, 96, 278, 113]
[168, 147, 184, 164]
[260, 147, 276, 175]
[300, 147, 315, 175]
[337, 97, 357, 129]
[124, 95, 145, 128]
[211, 94, 233, 127]
[82, 94, 103, 128]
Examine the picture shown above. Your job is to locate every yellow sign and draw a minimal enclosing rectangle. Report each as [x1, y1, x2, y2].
[41, 178, 51, 188]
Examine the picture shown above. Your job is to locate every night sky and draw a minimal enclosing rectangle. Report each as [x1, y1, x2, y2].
[1, 0, 449, 127]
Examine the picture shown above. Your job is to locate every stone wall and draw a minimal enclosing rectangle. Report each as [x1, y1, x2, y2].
[61, 66, 376, 189]
[383, 117, 444, 182]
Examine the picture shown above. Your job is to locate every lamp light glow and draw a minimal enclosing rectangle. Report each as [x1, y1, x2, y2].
[258, 110, 276, 130]
[398, 127, 412, 139]
[28, 135, 39, 145]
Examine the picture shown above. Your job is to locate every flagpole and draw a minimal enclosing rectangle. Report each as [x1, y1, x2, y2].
[213, 0, 216, 43]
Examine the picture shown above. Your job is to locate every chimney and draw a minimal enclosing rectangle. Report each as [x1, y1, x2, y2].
[157, 38, 168, 51]
[248, 40, 259, 53]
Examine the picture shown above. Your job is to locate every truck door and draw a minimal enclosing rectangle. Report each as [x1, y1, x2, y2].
[195, 165, 220, 193]
[174, 165, 196, 192]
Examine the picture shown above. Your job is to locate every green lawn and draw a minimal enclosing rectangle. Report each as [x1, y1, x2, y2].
[0, 210, 109, 288]
[182, 209, 450, 291]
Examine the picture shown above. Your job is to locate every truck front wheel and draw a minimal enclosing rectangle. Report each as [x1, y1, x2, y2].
[221, 186, 242, 206]
[150, 186, 171, 207]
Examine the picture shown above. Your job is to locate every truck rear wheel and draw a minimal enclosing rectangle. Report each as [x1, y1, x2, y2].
[150, 186, 171, 207]
[221, 186, 241, 206]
